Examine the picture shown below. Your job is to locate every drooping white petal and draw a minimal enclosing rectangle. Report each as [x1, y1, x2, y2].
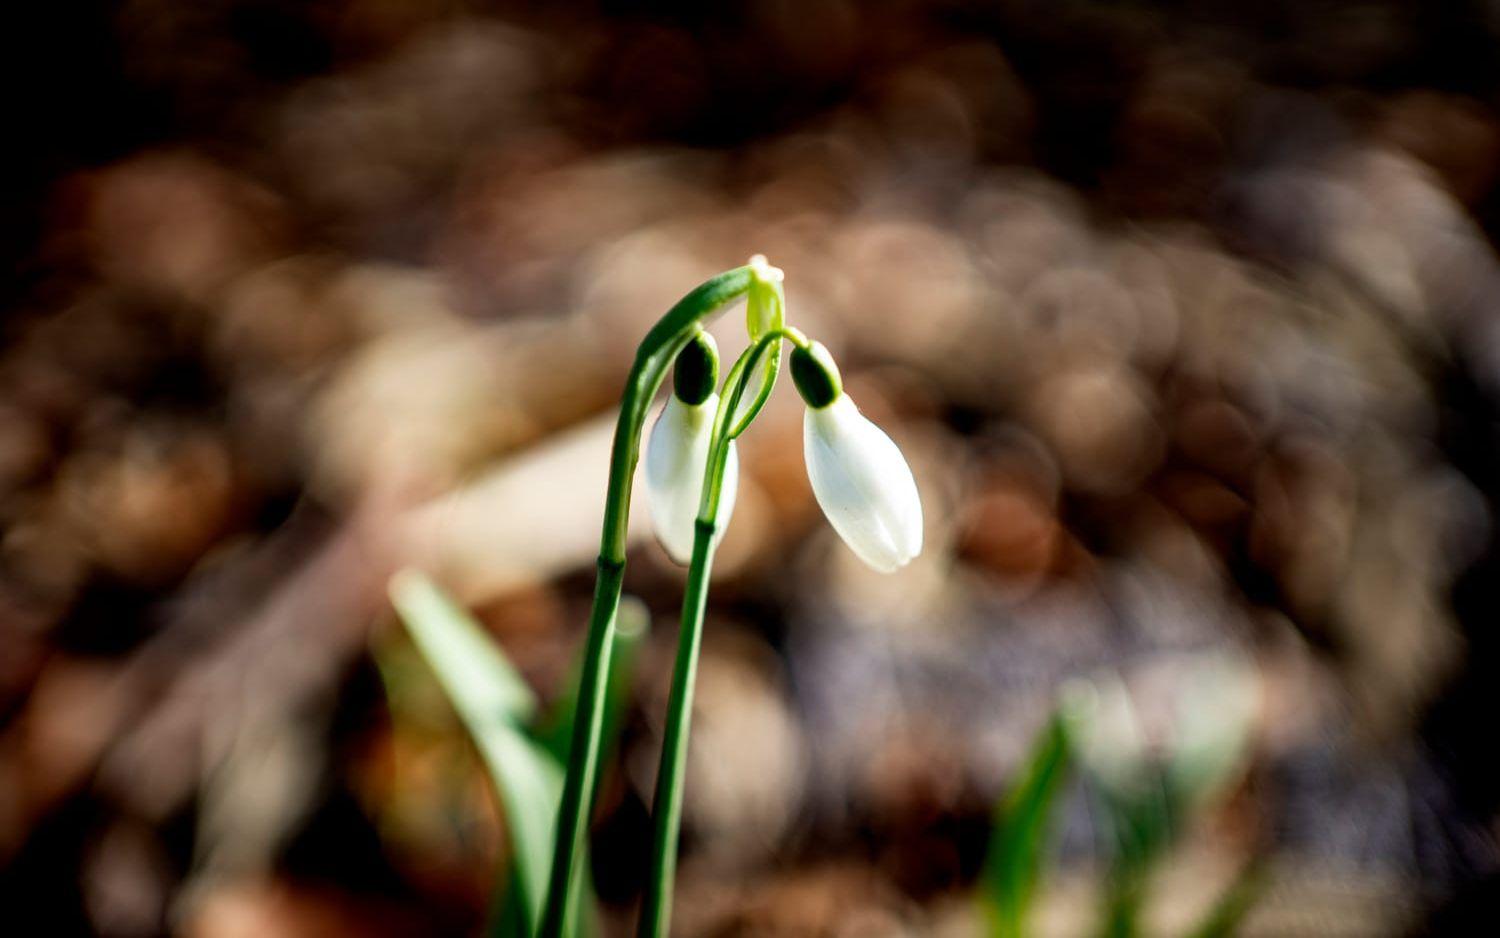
[803, 395, 923, 572]
[644, 394, 738, 565]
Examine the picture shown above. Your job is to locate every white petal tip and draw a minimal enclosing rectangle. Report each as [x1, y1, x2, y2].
[659, 543, 692, 566]
[857, 546, 920, 574]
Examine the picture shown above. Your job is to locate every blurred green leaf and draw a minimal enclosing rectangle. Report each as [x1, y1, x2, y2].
[389, 572, 653, 938]
[389, 569, 559, 935]
[388, 569, 538, 724]
[1097, 771, 1176, 938]
[982, 715, 1072, 938]
[1060, 657, 1258, 938]
[1185, 860, 1265, 938]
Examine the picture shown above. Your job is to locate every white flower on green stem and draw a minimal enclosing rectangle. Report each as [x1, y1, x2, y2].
[794, 342, 923, 573]
[644, 393, 739, 564]
[804, 395, 923, 572]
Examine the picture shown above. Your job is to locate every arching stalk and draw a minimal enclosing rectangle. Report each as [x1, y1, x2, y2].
[538, 267, 759, 938]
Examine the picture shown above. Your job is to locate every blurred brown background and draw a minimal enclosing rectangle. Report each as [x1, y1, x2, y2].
[4, 0, 1500, 935]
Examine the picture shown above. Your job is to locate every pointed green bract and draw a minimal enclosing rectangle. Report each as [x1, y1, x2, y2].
[389, 571, 655, 937]
[389, 569, 538, 722]
[389, 570, 559, 933]
[981, 715, 1072, 938]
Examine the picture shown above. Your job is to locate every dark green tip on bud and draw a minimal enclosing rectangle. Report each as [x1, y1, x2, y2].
[791, 341, 842, 409]
[672, 331, 719, 406]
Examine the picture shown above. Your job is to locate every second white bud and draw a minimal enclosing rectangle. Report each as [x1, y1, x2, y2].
[644, 393, 739, 565]
[803, 394, 922, 573]
[792, 341, 923, 573]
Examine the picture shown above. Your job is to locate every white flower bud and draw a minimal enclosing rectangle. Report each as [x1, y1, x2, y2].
[644, 394, 738, 564]
[803, 394, 922, 572]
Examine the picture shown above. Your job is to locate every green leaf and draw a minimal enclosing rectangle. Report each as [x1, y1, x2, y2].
[982, 715, 1072, 938]
[1096, 772, 1176, 938]
[1184, 860, 1264, 938]
[388, 570, 559, 934]
[388, 569, 537, 723]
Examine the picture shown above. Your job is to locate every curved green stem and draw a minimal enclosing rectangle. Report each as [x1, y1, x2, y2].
[539, 266, 757, 938]
[637, 332, 787, 938]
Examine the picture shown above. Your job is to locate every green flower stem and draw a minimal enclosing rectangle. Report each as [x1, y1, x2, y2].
[636, 520, 716, 938]
[539, 266, 758, 938]
[637, 331, 789, 938]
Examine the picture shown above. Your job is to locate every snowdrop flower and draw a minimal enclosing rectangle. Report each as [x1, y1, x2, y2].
[644, 333, 738, 564]
[794, 342, 922, 572]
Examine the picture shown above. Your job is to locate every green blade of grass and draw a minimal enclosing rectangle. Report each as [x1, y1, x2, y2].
[389, 569, 559, 934]
[982, 714, 1073, 938]
[1096, 772, 1176, 938]
[1184, 860, 1265, 938]
[389, 569, 538, 723]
